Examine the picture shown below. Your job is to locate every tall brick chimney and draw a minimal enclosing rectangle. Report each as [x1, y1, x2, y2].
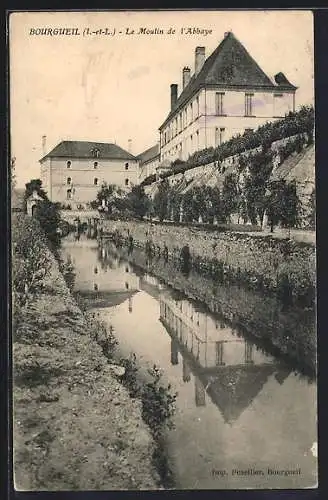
[170, 84, 178, 110]
[182, 67, 191, 89]
[195, 47, 205, 76]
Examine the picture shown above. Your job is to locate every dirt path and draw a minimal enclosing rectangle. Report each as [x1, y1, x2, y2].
[13, 249, 161, 491]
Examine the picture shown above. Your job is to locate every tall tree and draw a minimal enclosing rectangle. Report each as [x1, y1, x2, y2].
[153, 179, 170, 222]
[125, 185, 150, 219]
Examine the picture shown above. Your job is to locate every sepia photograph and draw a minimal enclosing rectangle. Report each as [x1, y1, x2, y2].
[10, 9, 317, 491]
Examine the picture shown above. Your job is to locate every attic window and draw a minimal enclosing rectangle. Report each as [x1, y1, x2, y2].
[274, 93, 283, 98]
[91, 147, 100, 158]
[67, 161, 71, 168]
[94, 162, 98, 169]
[125, 163, 129, 170]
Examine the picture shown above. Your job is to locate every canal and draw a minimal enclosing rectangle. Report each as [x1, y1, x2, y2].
[61, 234, 317, 490]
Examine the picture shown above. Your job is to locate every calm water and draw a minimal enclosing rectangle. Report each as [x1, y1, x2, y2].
[62, 235, 317, 490]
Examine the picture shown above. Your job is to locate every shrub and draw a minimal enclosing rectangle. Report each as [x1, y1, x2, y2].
[141, 365, 177, 438]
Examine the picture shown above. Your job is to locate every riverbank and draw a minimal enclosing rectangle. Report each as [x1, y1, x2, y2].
[12, 216, 161, 490]
[101, 220, 316, 306]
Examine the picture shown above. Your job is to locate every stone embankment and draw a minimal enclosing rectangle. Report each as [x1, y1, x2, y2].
[102, 220, 316, 301]
[13, 243, 161, 490]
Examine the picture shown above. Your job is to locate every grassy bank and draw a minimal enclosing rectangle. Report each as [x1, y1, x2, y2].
[12, 215, 164, 490]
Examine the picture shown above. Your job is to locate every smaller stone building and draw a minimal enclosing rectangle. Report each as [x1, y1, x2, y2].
[40, 141, 139, 209]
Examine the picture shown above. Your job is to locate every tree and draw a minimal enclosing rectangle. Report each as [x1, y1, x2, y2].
[125, 185, 150, 219]
[24, 178, 48, 211]
[90, 182, 124, 214]
[24, 178, 61, 249]
[222, 174, 239, 222]
[266, 179, 301, 232]
[280, 180, 301, 229]
[34, 199, 61, 249]
[153, 179, 170, 222]
[266, 180, 286, 232]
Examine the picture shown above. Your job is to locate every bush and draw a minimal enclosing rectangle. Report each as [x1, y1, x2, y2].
[141, 365, 177, 438]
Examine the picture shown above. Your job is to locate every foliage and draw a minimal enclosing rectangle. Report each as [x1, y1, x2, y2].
[90, 182, 124, 213]
[124, 185, 151, 219]
[222, 174, 239, 222]
[58, 256, 76, 291]
[153, 179, 170, 222]
[12, 215, 52, 334]
[34, 199, 62, 250]
[141, 365, 177, 438]
[266, 180, 302, 230]
[24, 178, 48, 203]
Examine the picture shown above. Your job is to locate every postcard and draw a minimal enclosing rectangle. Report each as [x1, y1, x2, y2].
[10, 9, 317, 491]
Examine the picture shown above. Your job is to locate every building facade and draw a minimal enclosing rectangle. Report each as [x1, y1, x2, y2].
[40, 141, 139, 208]
[159, 32, 297, 164]
[137, 144, 160, 182]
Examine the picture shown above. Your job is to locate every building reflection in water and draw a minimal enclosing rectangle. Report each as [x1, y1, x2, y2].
[160, 291, 291, 424]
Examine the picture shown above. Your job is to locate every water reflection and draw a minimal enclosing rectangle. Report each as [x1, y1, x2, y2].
[160, 289, 285, 423]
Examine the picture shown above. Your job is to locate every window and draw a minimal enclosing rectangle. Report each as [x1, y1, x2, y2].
[196, 96, 200, 117]
[215, 127, 225, 146]
[125, 162, 129, 170]
[190, 103, 193, 123]
[94, 161, 98, 168]
[216, 92, 225, 115]
[94, 283, 98, 291]
[245, 93, 254, 116]
[245, 128, 253, 133]
[67, 177, 72, 185]
[67, 189, 72, 200]
[125, 178, 129, 186]
[67, 161, 71, 168]
[94, 178, 98, 185]
[196, 130, 199, 149]
[91, 147, 100, 158]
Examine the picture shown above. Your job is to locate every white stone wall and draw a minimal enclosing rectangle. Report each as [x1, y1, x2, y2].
[160, 88, 295, 163]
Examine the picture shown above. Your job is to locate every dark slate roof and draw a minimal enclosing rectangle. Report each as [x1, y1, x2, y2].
[40, 141, 137, 162]
[159, 32, 297, 130]
[137, 144, 160, 165]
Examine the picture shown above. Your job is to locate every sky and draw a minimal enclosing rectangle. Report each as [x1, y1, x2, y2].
[9, 10, 314, 188]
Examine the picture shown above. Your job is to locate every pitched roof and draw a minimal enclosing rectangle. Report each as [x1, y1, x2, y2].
[137, 144, 160, 165]
[40, 141, 137, 162]
[159, 31, 296, 130]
